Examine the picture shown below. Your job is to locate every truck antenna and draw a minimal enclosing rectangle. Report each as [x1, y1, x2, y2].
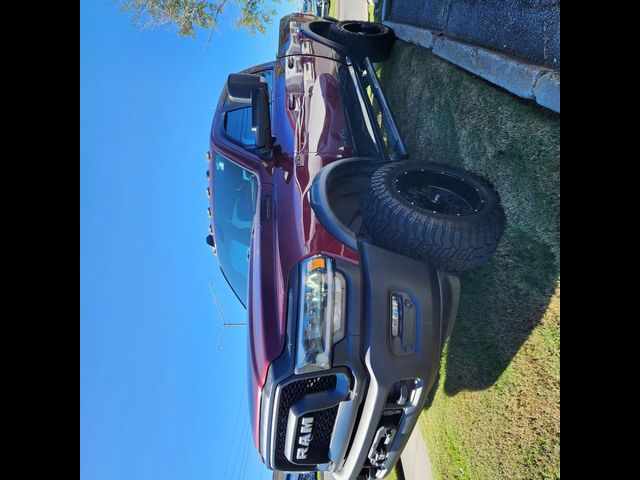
[209, 278, 247, 352]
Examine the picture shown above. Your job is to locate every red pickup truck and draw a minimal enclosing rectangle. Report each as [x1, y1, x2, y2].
[205, 12, 505, 480]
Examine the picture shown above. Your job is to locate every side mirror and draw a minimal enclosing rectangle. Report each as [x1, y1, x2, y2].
[252, 87, 273, 155]
[227, 73, 267, 103]
[227, 73, 273, 159]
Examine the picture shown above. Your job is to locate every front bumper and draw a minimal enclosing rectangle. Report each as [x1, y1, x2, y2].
[330, 241, 459, 479]
[261, 242, 460, 479]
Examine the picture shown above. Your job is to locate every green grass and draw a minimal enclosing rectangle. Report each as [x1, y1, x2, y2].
[329, 1, 375, 23]
[385, 463, 405, 480]
[328, 0, 337, 19]
[378, 42, 560, 479]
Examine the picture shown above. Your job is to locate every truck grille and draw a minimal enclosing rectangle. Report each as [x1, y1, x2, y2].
[274, 375, 338, 470]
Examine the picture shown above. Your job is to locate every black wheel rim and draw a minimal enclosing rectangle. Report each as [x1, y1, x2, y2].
[342, 21, 385, 36]
[393, 169, 485, 216]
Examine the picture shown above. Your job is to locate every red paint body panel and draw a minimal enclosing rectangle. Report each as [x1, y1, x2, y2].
[278, 13, 345, 61]
[209, 14, 360, 451]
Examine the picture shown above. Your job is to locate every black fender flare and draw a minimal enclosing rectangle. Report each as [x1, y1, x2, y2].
[310, 157, 384, 251]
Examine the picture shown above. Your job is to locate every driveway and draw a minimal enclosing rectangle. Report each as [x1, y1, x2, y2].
[401, 427, 433, 480]
[384, 0, 560, 68]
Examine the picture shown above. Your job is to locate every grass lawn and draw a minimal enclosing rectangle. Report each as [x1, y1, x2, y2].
[386, 462, 405, 480]
[328, 0, 337, 19]
[377, 42, 560, 479]
[329, 0, 374, 22]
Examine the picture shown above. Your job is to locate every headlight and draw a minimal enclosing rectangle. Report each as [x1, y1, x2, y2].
[295, 255, 347, 374]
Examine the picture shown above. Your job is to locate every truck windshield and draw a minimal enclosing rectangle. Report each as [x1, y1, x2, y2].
[212, 151, 257, 307]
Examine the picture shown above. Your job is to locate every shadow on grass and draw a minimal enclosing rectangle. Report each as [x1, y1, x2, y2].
[374, 41, 560, 398]
[394, 457, 407, 480]
[441, 227, 558, 396]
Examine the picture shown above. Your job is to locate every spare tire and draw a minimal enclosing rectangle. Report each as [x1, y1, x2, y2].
[362, 160, 506, 271]
[328, 20, 395, 62]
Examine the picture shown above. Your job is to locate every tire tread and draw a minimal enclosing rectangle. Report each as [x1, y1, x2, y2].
[362, 160, 506, 271]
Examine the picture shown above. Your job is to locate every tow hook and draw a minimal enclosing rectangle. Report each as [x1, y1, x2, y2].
[367, 426, 397, 467]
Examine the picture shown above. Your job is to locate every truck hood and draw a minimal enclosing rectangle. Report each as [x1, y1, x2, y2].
[247, 156, 360, 452]
[247, 14, 360, 453]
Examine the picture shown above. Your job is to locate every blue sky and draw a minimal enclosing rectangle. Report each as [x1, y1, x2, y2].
[80, 2, 296, 479]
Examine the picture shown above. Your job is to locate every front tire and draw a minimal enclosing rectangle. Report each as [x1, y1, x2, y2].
[328, 20, 395, 62]
[362, 160, 506, 271]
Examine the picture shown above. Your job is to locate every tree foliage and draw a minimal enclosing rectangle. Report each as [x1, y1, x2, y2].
[116, 0, 283, 38]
